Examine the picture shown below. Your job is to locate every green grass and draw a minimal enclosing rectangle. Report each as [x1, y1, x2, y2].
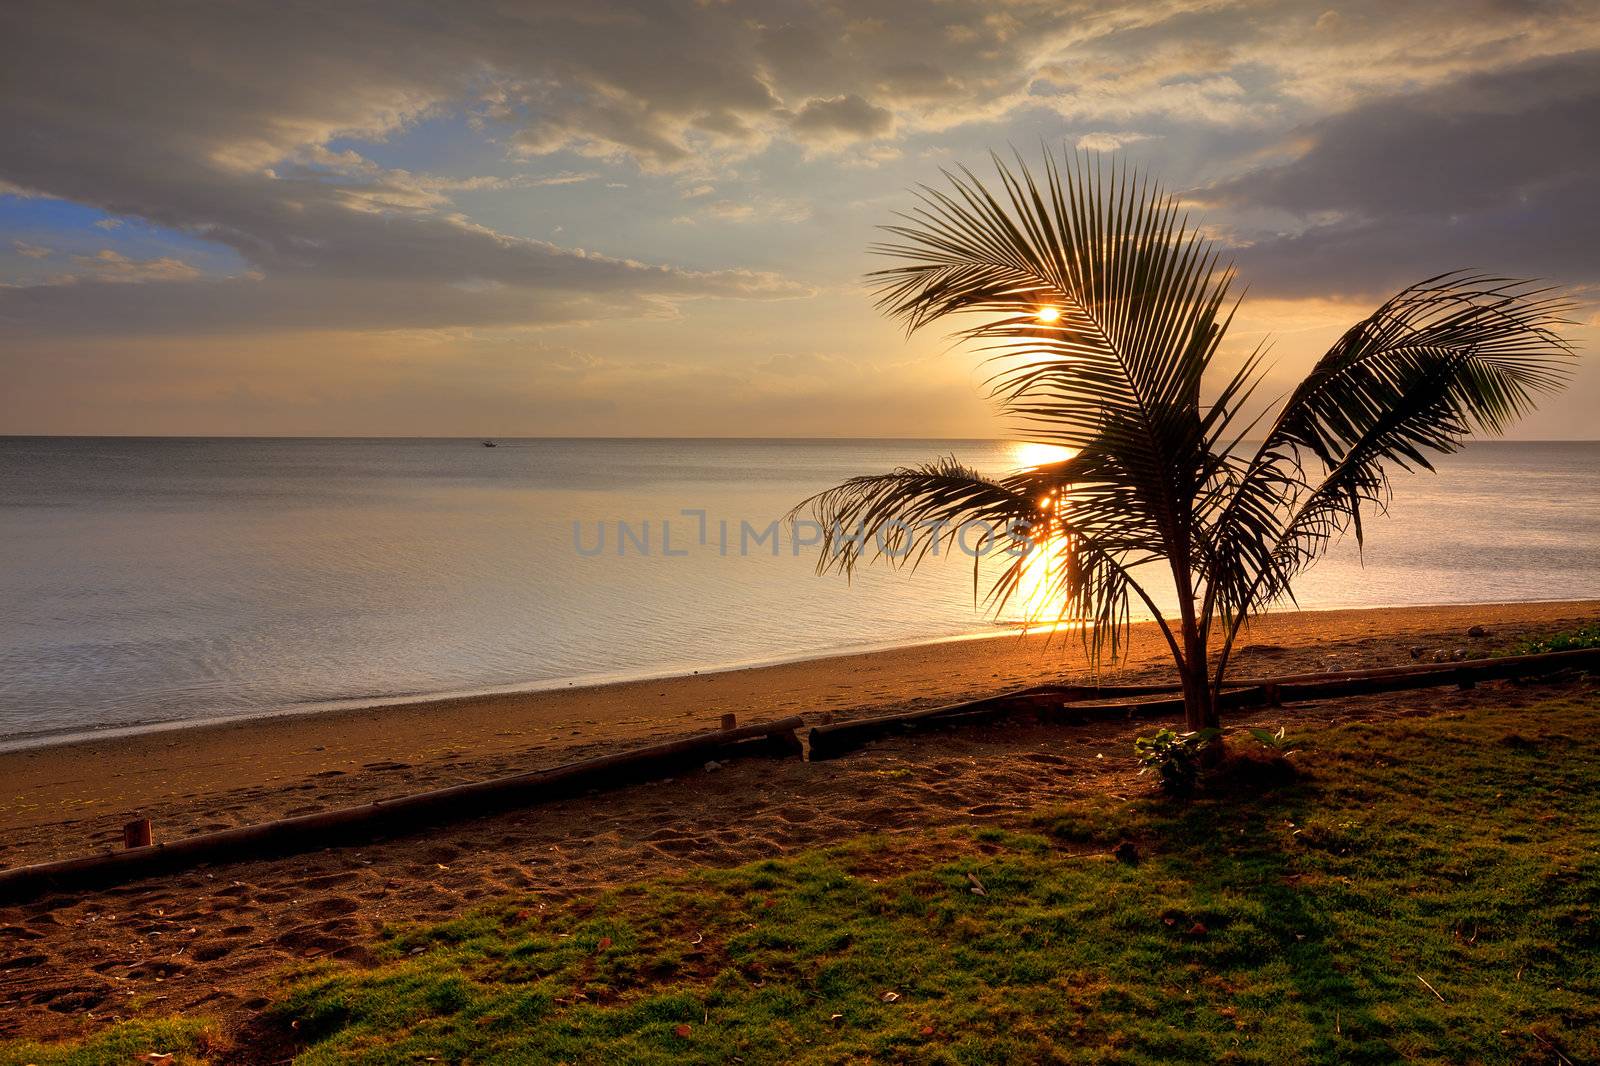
[0, 1018, 211, 1065]
[6, 693, 1598, 1064]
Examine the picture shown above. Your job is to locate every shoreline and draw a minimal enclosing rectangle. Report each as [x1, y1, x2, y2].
[6, 593, 1595, 756]
[0, 625, 1020, 755]
[1, 599, 1596, 853]
[1, 600, 1597, 1046]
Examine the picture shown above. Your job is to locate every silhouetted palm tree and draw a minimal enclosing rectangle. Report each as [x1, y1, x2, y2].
[797, 149, 1575, 732]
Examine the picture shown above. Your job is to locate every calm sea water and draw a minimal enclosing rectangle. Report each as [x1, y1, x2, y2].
[2, 437, 1597, 746]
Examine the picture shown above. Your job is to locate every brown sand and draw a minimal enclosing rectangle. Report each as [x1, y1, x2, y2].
[0, 599, 1596, 1043]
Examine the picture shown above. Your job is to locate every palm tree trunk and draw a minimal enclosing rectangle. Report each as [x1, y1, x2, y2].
[1171, 558, 1219, 733]
[1178, 624, 1218, 732]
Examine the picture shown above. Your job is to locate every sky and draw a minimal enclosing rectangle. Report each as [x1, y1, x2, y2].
[1, 0, 1597, 438]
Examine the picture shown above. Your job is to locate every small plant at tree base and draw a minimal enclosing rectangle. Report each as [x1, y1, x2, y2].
[1135, 727, 1222, 797]
[1247, 726, 1308, 755]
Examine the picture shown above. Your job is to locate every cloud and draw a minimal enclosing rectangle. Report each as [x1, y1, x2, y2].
[676, 197, 813, 225]
[1200, 50, 1600, 297]
[12, 240, 51, 259]
[789, 94, 895, 145]
[68, 249, 201, 283]
[0, 1, 825, 336]
[1074, 130, 1154, 152]
[93, 218, 124, 230]
[1, 0, 1596, 435]
[1, 257, 811, 337]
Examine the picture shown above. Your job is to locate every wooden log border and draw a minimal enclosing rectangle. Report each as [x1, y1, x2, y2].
[0, 716, 804, 903]
[807, 647, 1600, 759]
[4, 647, 1595, 901]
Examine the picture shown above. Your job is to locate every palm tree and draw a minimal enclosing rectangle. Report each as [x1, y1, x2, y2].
[796, 150, 1575, 734]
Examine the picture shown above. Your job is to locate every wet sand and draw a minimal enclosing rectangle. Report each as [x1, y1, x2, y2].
[0, 599, 1596, 1043]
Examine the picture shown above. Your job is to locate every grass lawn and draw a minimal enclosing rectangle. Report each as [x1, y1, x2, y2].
[5, 691, 1597, 1064]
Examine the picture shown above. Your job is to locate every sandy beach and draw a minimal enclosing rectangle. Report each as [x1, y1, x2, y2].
[2, 600, 1596, 859]
[0, 599, 1597, 1043]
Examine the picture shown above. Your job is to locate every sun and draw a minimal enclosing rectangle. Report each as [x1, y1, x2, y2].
[1035, 305, 1061, 323]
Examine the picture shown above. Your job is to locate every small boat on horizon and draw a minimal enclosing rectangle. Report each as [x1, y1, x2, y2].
[481, 440, 497, 448]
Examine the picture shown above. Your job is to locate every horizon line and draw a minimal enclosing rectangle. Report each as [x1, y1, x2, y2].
[2, 434, 1598, 444]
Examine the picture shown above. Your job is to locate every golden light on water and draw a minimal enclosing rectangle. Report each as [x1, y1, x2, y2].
[1012, 441, 1075, 470]
[1008, 441, 1076, 626]
[1016, 492, 1070, 628]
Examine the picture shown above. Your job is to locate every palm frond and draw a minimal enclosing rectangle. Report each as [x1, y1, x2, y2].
[1209, 273, 1576, 619]
[793, 457, 1036, 579]
[869, 152, 1238, 471]
[793, 454, 1179, 663]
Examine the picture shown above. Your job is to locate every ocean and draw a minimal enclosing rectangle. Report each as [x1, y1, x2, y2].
[2, 437, 1597, 747]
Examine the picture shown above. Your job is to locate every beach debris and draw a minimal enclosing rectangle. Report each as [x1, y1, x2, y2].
[1417, 974, 1446, 1002]
[704, 760, 722, 772]
[674, 1023, 693, 1039]
[720, 713, 738, 730]
[1409, 646, 1428, 660]
[1528, 1028, 1576, 1065]
[966, 872, 987, 896]
[881, 990, 901, 1002]
[1433, 649, 1452, 663]
[1188, 921, 1208, 938]
[123, 818, 153, 850]
[1469, 625, 1491, 638]
[829, 1013, 846, 1027]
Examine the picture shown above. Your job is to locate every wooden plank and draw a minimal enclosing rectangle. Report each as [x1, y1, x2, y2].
[0, 716, 804, 903]
[808, 647, 1600, 759]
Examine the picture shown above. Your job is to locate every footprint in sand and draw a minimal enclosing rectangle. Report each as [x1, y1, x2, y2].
[303, 896, 361, 920]
[189, 940, 237, 962]
[38, 986, 109, 1012]
[1, 953, 48, 969]
[0, 925, 45, 941]
[300, 873, 358, 891]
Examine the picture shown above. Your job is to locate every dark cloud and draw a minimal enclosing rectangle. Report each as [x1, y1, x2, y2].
[1203, 51, 1600, 297]
[789, 95, 895, 142]
[0, 0, 814, 335]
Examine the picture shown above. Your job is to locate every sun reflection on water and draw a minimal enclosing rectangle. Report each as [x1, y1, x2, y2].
[1005, 442, 1076, 628]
